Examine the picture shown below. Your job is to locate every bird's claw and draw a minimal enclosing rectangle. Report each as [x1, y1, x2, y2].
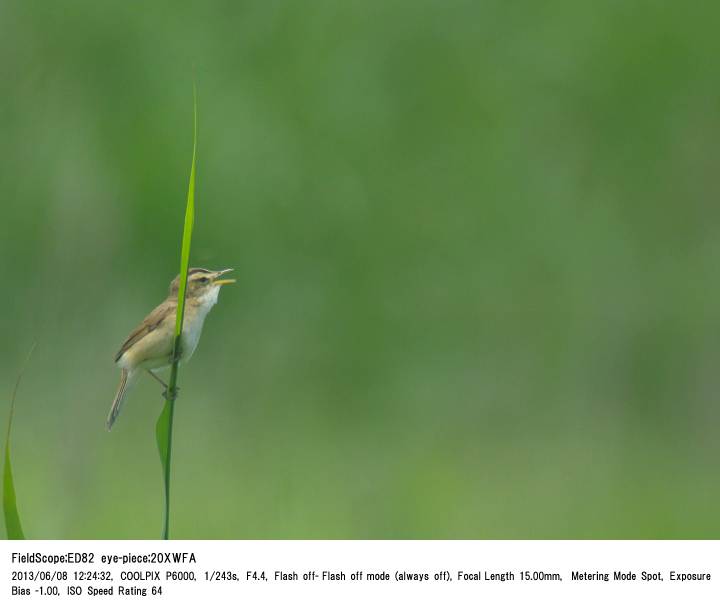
[162, 386, 180, 401]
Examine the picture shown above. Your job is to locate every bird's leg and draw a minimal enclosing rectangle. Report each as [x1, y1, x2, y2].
[146, 370, 168, 390]
[171, 345, 183, 364]
[146, 370, 181, 400]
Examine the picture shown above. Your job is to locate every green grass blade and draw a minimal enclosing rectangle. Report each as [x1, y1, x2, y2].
[155, 85, 197, 540]
[3, 343, 37, 540]
[3, 443, 24, 539]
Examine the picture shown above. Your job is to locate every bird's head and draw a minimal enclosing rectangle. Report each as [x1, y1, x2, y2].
[169, 268, 235, 301]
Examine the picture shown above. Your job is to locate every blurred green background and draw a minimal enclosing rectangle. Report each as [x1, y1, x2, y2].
[1, 1, 719, 539]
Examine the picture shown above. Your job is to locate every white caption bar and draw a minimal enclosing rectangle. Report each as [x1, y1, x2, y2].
[1, 540, 717, 608]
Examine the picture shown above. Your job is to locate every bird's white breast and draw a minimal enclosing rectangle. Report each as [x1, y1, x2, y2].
[181, 285, 221, 361]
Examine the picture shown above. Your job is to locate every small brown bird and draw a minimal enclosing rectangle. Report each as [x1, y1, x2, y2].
[107, 268, 235, 430]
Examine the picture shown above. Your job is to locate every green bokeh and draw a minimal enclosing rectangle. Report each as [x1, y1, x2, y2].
[1, 1, 719, 539]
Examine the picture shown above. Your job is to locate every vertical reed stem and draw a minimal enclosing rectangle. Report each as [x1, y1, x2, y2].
[156, 85, 197, 540]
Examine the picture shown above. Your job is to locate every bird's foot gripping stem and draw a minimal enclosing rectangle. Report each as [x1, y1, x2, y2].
[162, 386, 180, 401]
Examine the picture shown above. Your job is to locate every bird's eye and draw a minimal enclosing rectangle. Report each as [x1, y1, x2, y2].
[198, 277, 209, 284]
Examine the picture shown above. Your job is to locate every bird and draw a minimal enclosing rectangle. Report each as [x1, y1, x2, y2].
[106, 267, 235, 430]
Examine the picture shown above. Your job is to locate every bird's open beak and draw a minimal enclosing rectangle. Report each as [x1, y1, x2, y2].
[213, 268, 236, 286]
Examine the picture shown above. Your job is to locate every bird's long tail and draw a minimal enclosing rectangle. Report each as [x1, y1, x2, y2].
[106, 368, 138, 430]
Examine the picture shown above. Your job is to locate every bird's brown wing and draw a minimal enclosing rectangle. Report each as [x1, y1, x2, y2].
[114, 301, 176, 363]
